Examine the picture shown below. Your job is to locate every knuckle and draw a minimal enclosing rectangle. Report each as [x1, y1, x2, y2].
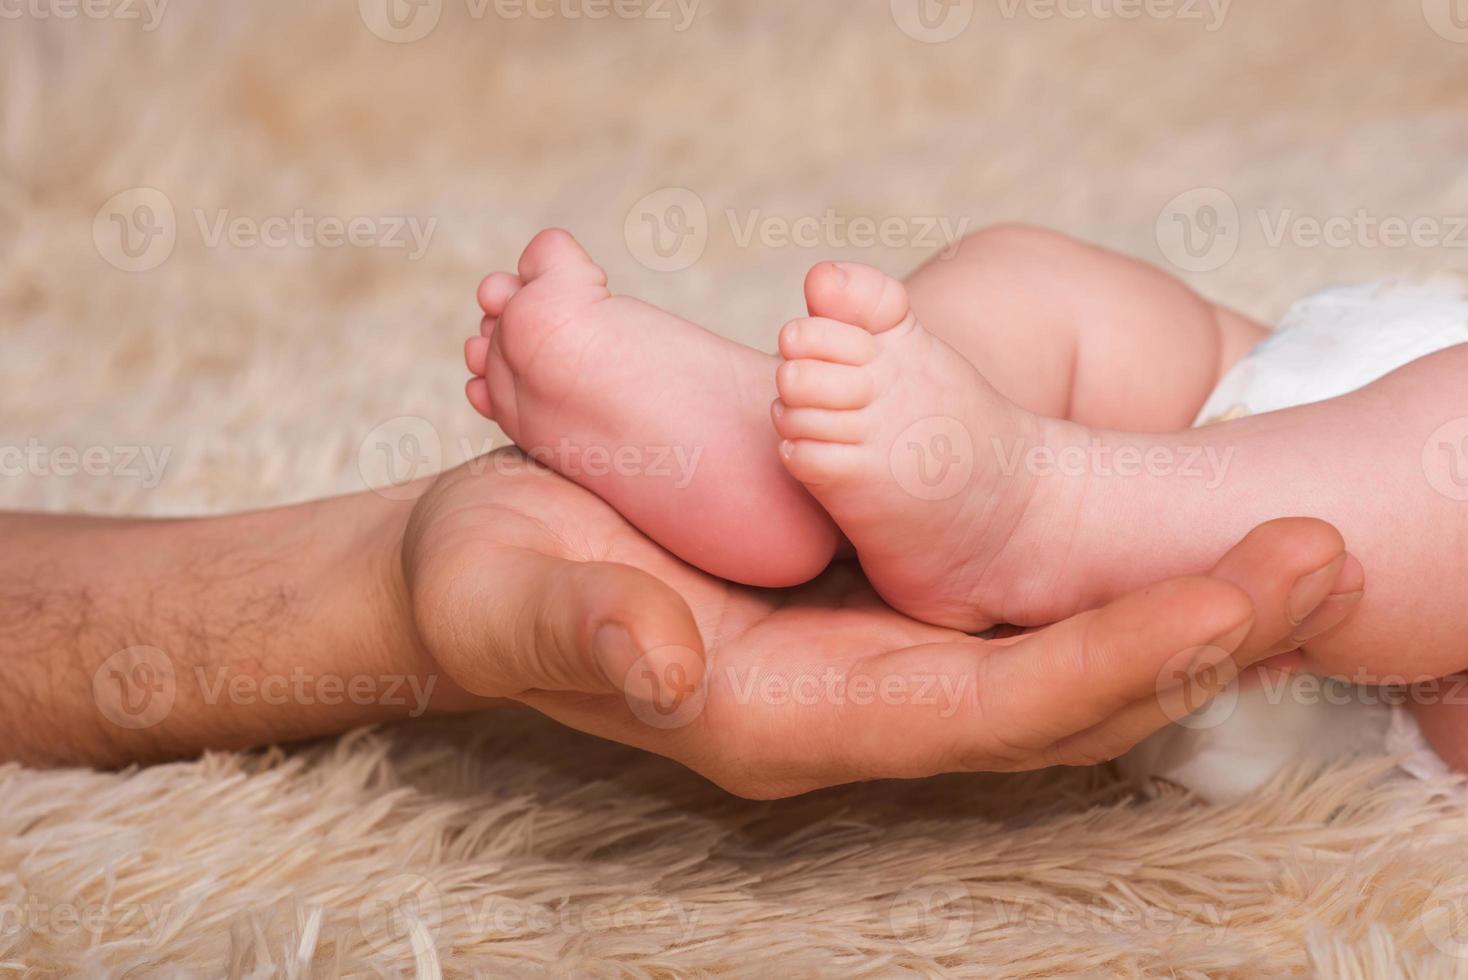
[955, 701, 1034, 772]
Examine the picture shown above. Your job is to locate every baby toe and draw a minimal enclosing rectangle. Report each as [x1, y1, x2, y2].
[779, 316, 879, 366]
[465, 377, 494, 419]
[465, 335, 491, 376]
[478, 272, 523, 316]
[775, 359, 875, 411]
[771, 401, 868, 445]
[804, 261, 913, 335]
[778, 438, 865, 487]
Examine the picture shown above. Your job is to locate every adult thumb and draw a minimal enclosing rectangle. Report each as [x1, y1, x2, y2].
[423, 547, 706, 701]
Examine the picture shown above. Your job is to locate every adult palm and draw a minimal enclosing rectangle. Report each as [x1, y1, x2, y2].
[403, 451, 1355, 799]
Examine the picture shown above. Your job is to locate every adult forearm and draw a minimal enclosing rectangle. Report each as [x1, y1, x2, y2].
[0, 490, 464, 767]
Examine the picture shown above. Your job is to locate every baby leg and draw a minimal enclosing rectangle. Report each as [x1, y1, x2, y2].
[1068, 343, 1468, 682]
[899, 225, 1267, 431]
[773, 261, 1457, 673]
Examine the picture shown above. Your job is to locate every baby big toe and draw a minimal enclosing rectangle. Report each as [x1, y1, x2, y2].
[517, 228, 607, 286]
[804, 261, 912, 335]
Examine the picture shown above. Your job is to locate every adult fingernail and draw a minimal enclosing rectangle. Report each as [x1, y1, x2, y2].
[592, 623, 640, 689]
[1287, 554, 1347, 625]
[1259, 638, 1301, 659]
[1238, 654, 1304, 691]
[1256, 650, 1306, 678]
[1291, 590, 1362, 644]
[1208, 617, 1253, 654]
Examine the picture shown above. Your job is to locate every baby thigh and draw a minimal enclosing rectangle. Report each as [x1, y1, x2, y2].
[902, 224, 1266, 431]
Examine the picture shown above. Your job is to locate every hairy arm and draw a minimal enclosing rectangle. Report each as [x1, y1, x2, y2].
[0, 492, 469, 767]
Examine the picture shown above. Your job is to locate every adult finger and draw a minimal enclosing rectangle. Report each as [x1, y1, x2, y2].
[961, 574, 1254, 757]
[1039, 520, 1364, 766]
[1206, 517, 1363, 659]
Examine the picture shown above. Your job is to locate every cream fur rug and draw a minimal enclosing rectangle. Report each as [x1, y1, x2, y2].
[4, 1, 1468, 975]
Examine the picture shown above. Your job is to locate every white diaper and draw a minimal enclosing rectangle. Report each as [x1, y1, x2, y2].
[1121, 276, 1468, 801]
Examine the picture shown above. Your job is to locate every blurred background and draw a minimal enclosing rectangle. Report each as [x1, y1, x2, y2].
[1, 0, 1465, 517]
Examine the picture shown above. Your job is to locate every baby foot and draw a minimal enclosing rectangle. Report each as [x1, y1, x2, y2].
[464, 229, 839, 587]
[773, 261, 1083, 631]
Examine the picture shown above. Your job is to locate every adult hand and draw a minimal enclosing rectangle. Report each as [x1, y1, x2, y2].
[403, 451, 1363, 799]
